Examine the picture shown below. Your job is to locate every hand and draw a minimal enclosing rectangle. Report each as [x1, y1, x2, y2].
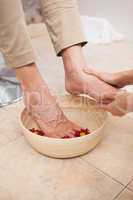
[100, 91, 133, 116]
[92, 70, 133, 88]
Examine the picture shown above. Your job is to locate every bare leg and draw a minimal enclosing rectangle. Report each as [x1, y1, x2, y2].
[62, 45, 118, 104]
[16, 63, 81, 138]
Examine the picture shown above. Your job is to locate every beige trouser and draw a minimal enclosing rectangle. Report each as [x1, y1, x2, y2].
[0, 0, 87, 68]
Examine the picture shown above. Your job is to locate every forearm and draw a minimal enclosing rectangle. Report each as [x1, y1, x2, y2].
[126, 93, 133, 112]
[40, 0, 87, 56]
[103, 92, 133, 116]
[117, 92, 133, 113]
[112, 70, 133, 87]
[120, 70, 133, 85]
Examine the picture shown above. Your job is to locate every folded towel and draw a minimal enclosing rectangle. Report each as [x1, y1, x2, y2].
[81, 16, 124, 44]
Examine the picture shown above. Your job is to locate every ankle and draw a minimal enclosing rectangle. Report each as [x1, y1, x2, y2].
[62, 45, 87, 74]
[15, 63, 44, 91]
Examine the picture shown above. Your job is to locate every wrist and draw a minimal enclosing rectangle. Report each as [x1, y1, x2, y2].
[127, 93, 133, 112]
[115, 92, 133, 114]
[123, 70, 133, 85]
[16, 63, 44, 90]
[113, 71, 131, 87]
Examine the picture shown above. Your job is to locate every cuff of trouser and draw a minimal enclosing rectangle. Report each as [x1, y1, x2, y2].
[44, 8, 88, 56]
[3, 50, 35, 68]
[57, 39, 87, 56]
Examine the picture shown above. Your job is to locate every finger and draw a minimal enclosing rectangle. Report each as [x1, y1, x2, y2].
[96, 94, 116, 105]
[98, 99, 115, 105]
[99, 103, 126, 116]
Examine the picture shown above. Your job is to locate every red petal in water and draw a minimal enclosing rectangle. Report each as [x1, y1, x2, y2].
[73, 128, 91, 137]
[80, 128, 90, 135]
[29, 128, 46, 136]
[29, 128, 36, 133]
[36, 130, 45, 136]
[80, 128, 85, 132]
[62, 135, 71, 139]
[74, 130, 81, 137]
[29, 127, 91, 139]
[85, 128, 91, 135]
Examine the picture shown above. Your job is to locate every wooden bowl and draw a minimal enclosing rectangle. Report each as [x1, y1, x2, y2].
[20, 95, 108, 158]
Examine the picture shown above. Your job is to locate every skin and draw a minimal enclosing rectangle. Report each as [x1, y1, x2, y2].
[101, 92, 133, 116]
[93, 69, 133, 88]
[16, 45, 119, 138]
[62, 45, 118, 104]
[16, 64, 82, 138]
[91, 69, 133, 116]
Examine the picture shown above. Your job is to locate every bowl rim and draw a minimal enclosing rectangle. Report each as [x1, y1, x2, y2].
[19, 94, 108, 142]
[20, 114, 107, 142]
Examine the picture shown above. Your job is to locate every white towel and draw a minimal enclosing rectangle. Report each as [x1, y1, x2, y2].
[81, 16, 124, 44]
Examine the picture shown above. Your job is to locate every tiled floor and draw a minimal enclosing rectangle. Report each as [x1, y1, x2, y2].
[0, 24, 133, 200]
[115, 189, 133, 200]
[128, 180, 133, 192]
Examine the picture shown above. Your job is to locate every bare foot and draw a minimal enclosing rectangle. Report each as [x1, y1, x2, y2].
[62, 45, 118, 104]
[65, 69, 118, 105]
[16, 63, 81, 138]
[25, 88, 81, 138]
[24, 86, 81, 138]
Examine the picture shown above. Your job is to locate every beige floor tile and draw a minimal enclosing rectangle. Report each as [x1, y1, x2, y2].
[0, 101, 24, 147]
[128, 181, 133, 192]
[0, 59, 24, 147]
[85, 41, 133, 72]
[0, 108, 11, 147]
[0, 137, 123, 200]
[0, 185, 12, 200]
[0, 134, 11, 146]
[82, 115, 133, 185]
[2, 100, 24, 114]
[116, 189, 133, 200]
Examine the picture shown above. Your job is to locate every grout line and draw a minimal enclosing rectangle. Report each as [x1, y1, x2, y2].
[112, 186, 127, 200]
[80, 157, 133, 199]
[126, 187, 133, 193]
[126, 177, 133, 186]
[80, 157, 125, 187]
[80, 157, 128, 200]
[113, 187, 133, 200]
[125, 178, 133, 192]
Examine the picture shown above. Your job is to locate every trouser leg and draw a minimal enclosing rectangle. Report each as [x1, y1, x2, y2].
[0, 0, 35, 68]
[40, 0, 87, 56]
